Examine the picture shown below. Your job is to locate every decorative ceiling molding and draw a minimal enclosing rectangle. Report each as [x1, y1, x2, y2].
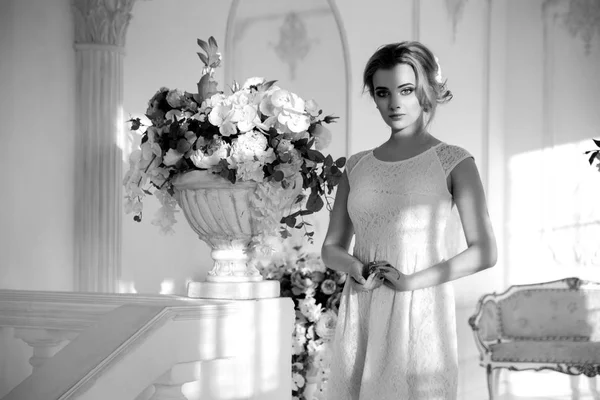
[562, 0, 600, 55]
[445, 0, 468, 41]
[271, 12, 315, 81]
[71, 0, 136, 47]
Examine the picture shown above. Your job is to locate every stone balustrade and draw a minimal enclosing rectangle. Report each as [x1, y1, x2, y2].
[0, 289, 293, 400]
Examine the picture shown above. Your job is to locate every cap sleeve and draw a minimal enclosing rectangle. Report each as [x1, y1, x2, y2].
[345, 149, 371, 177]
[435, 144, 474, 177]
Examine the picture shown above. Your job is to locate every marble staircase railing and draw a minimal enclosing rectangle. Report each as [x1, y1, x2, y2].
[0, 289, 293, 400]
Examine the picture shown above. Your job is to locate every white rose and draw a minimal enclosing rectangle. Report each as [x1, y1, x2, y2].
[165, 109, 182, 121]
[315, 310, 337, 340]
[231, 104, 259, 133]
[166, 89, 185, 108]
[299, 297, 322, 323]
[219, 121, 237, 137]
[163, 148, 183, 166]
[242, 77, 266, 89]
[208, 104, 231, 126]
[191, 139, 229, 169]
[305, 99, 320, 117]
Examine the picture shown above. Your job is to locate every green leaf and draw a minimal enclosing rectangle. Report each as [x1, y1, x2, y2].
[284, 216, 296, 228]
[197, 52, 209, 66]
[335, 157, 347, 168]
[324, 154, 333, 167]
[208, 36, 218, 51]
[260, 80, 278, 91]
[588, 151, 599, 165]
[197, 38, 209, 54]
[306, 149, 325, 163]
[177, 138, 191, 154]
[306, 192, 324, 212]
[279, 229, 292, 239]
[323, 115, 339, 124]
[594, 139, 600, 148]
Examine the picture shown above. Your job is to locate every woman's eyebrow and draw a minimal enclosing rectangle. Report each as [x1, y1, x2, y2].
[374, 83, 413, 91]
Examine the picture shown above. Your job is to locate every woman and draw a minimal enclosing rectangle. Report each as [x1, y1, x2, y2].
[321, 41, 497, 400]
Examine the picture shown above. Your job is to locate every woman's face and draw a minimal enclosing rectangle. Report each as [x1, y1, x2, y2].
[372, 63, 424, 134]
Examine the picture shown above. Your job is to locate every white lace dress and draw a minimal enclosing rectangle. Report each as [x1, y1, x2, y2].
[326, 142, 473, 400]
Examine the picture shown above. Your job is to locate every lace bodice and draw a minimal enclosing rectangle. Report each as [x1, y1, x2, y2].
[326, 142, 473, 400]
[346, 142, 472, 273]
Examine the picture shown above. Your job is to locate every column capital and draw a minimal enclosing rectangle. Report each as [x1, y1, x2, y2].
[72, 0, 137, 47]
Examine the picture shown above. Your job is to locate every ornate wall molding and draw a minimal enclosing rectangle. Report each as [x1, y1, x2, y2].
[224, 0, 352, 156]
[445, 0, 469, 41]
[413, 0, 421, 41]
[271, 12, 316, 81]
[72, 0, 136, 47]
[562, 0, 600, 55]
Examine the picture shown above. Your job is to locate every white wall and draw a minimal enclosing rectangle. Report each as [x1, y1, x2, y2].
[0, 0, 75, 395]
[0, 0, 75, 291]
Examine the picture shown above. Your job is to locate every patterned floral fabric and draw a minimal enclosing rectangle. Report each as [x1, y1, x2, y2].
[498, 290, 600, 340]
[326, 143, 473, 400]
[490, 341, 600, 363]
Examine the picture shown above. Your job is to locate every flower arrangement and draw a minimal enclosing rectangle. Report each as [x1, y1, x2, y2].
[259, 247, 346, 400]
[123, 37, 346, 243]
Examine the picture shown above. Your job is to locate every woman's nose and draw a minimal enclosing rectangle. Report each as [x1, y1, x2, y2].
[389, 93, 402, 110]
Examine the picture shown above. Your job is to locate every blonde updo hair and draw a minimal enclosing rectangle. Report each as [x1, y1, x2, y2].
[363, 41, 453, 123]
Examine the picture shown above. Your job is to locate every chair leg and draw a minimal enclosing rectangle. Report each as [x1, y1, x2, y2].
[570, 375, 581, 400]
[486, 364, 496, 400]
[589, 375, 600, 400]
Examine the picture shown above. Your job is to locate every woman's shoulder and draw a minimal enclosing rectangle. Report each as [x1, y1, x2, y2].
[345, 149, 373, 175]
[434, 142, 474, 176]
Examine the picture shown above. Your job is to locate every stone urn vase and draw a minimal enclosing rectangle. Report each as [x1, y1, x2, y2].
[172, 170, 302, 299]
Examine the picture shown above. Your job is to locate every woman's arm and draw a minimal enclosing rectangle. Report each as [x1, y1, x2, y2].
[321, 171, 367, 285]
[384, 157, 498, 291]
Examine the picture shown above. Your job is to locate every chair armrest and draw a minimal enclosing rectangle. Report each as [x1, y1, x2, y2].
[469, 298, 501, 356]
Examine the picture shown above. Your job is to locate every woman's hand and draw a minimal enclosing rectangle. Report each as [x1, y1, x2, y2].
[377, 265, 412, 292]
[348, 261, 367, 286]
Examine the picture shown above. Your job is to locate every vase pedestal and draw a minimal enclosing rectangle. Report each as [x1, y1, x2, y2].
[187, 280, 280, 300]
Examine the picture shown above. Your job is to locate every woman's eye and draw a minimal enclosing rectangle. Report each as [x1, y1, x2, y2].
[401, 88, 414, 95]
[375, 91, 388, 98]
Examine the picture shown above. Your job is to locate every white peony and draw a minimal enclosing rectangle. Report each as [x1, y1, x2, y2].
[229, 130, 274, 165]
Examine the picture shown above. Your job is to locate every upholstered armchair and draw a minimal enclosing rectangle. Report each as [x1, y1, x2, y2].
[469, 277, 600, 399]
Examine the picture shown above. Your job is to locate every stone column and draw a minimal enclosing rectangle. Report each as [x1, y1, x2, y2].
[71, 0, 136, 292]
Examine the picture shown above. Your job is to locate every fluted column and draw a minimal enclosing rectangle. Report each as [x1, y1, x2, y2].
[71, 0, 136, 292]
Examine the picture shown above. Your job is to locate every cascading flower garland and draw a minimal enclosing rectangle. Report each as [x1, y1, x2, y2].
[586, 139, 600, 172]
[123, 36, 345, 247]
[259, 247, 346, 400]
